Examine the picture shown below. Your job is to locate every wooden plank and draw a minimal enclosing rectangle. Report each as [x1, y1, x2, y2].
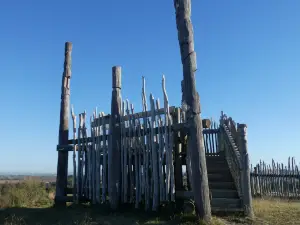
[176, 190, 238, 199]
[55, 42, 72, 207]
[57, 144, 75, 152]
[92, 107, 176, 125]
[67, 127, 219, 145]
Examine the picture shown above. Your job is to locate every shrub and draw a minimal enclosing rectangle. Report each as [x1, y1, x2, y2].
[0, 180, 53, 208]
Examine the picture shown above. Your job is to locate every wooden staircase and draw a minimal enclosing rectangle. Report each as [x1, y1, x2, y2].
[206, 154, 243, 213]
[178, 153, 243, 214]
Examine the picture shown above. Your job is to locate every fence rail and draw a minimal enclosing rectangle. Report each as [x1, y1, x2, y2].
[250, 157, 300, 198]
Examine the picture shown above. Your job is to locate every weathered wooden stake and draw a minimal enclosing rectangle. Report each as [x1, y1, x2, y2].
[174, 107, 184, 210]
[238, 124, 254, 218]
[71, 106, 77, 203]
[109, 66, 122, 210]
[173, 0, 211, 221]
[55, 42, 72, 206]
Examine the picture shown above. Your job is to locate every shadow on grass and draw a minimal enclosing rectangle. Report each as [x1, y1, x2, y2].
[0, 203, 201, 225]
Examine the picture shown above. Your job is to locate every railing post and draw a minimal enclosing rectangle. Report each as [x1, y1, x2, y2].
[109, 66, 122, 210]
[217, 129, 224, 154]
[218, 112, 225, 154]
[238, 124, 254, 218]
[55, 42, 72, 206]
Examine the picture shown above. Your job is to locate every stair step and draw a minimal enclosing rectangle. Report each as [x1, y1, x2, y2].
[209, 181, 236, 189]
[211, 207, 244, 213]
[211, 198, 242, 209]
[206, 161, 228, 165]
[207, 167, 231, 173]
[184, 157, 228, 166]
[176, 190, 238, 199]
[211, 189, 238, 198]
[208, 173, 233, 182]
[206, 157, 226, 161]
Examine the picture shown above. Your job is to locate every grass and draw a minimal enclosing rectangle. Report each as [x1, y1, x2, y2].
[252, 198, 300, 224]
[1, 181, 300, 224]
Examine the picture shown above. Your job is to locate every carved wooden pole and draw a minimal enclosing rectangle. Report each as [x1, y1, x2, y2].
[109, 66, 122, 210]
[238, 124, 254, 218]
[55, 42, 72, 206]
[174, 0, 211, 221]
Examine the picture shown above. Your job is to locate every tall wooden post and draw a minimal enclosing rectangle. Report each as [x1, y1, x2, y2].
[238, 124, 254, 218]
[55, 42, 72, 206]
[109, 66, 122, 210]
[173, 0, 211, 221]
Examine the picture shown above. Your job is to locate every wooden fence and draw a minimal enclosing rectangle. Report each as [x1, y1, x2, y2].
[250, 157, 300, 198]
[203, 121, 219, 156]
[63, 75, 222, 210]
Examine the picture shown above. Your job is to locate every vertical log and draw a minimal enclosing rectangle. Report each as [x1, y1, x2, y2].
[128, 101, 134, 203]
[55, 42, 72, 206]
[142, 77, 150, 210]
[77, 114, 83, 201]
[82, 112, 88, 197]
[254, 166, 259, 196]
[90, 115, 96, 204]
[174, 107, 184, 210]
[150, 94, 159, 210]
[109, 66, 122, 210]
[120, 101, 126, 203]
[102, 112, 108, 202]
[238, 124, 254, 218]
[71, 106, 77, 203]
[173, 0, 211, 220]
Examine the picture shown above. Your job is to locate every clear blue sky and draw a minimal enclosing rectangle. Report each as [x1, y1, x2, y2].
[0, 0, 299, 174]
